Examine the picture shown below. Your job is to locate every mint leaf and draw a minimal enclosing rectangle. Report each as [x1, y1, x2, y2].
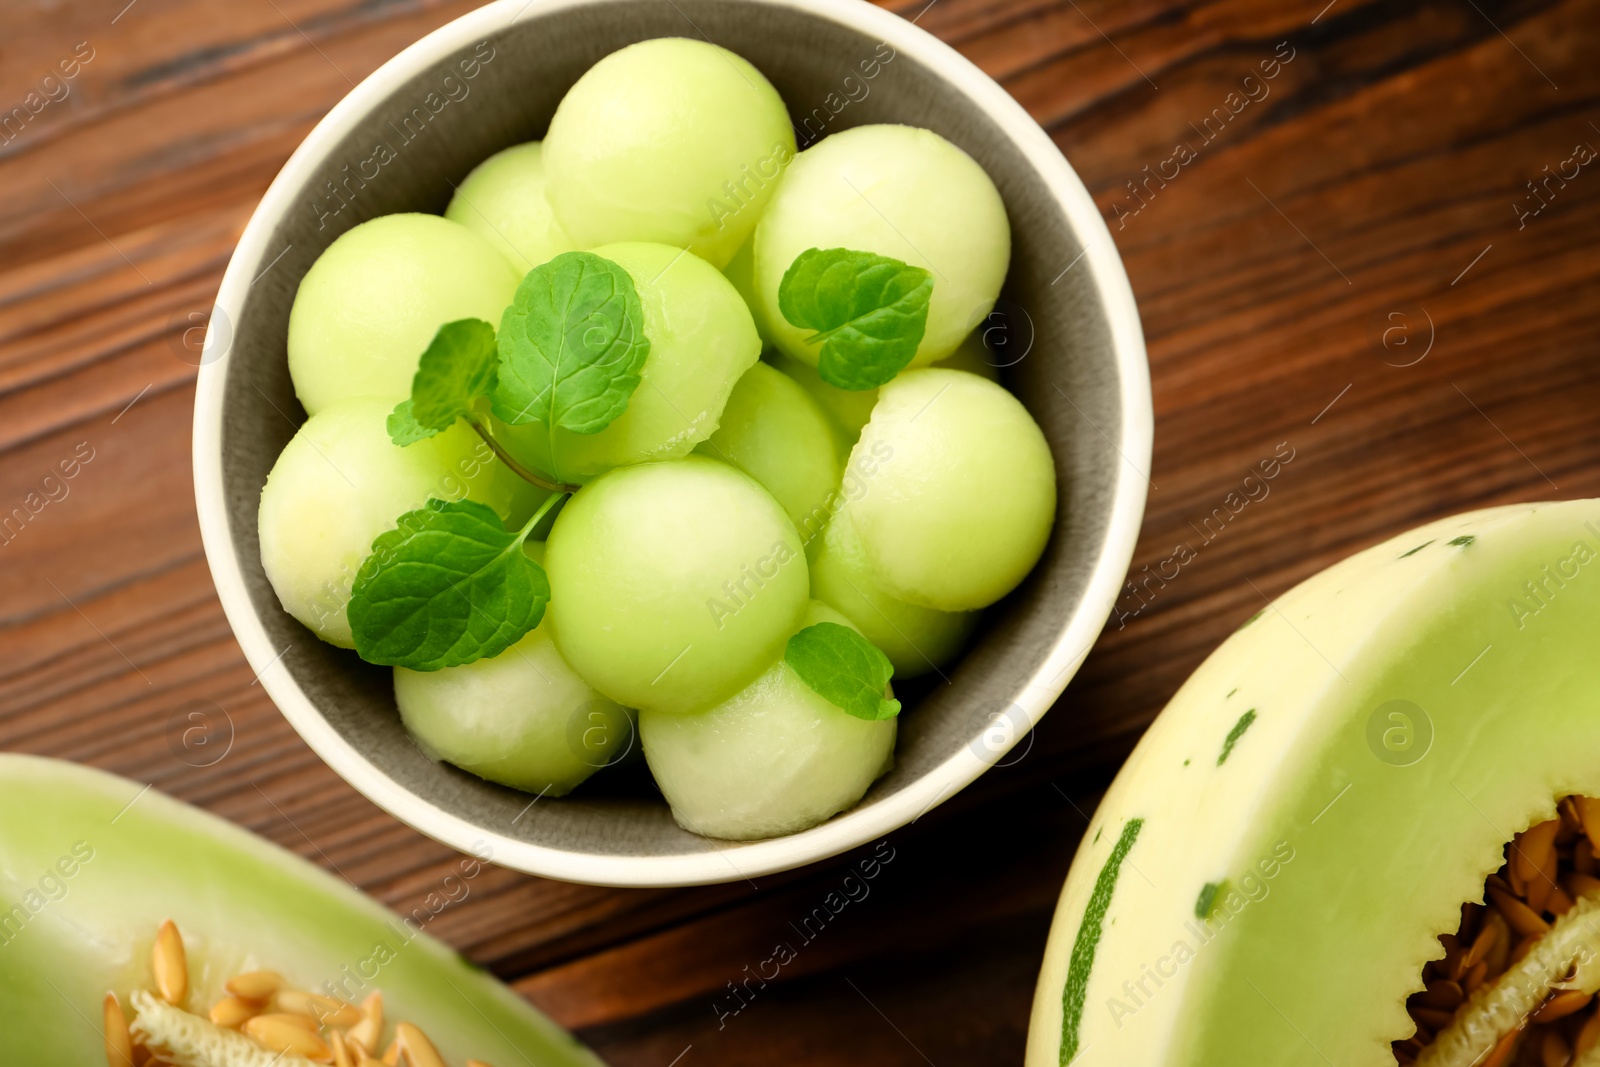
[492, 251, 650, 434]
[410, 318, 499, 430]
[348, 499, 549, 670]
[386, 400, 435, 446]
[777, 247, 933, 391]
[784, 621, 901, 720]
[387, 318, 499, 445]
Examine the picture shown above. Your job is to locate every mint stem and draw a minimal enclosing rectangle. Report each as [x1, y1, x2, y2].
[520, 489, 566, 539]
[467, 416, 580, 494]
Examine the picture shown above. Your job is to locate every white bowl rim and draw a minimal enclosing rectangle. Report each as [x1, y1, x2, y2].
[193, 0, 1152, 888]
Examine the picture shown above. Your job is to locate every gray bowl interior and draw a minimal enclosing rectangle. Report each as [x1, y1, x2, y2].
[222, 0, 1126, 858]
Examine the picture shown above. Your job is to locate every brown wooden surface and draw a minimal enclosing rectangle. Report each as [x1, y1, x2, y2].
[2, 0, 1597, 1062]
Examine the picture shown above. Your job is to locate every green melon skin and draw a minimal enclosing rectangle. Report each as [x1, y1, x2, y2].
[1026, 500, 1600, 1067]
[0, 755, 600, 1067]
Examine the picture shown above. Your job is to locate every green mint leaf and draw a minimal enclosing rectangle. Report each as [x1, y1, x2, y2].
[386, 400, 435, 446]
[784, 621, 900, 720]
[491, 251, 650, 434]
[387, 318, 499, 445]
[411, 318, 499, 429]
[777, 247, 933, 391]
[348, 499, 549, 670]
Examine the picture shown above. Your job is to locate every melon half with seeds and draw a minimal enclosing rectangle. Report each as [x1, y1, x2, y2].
[1026, 499, 1600, 1067]
[0, 755, 601, 1067]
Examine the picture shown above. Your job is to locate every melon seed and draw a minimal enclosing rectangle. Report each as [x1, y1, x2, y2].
[151, 920, 187, 1006]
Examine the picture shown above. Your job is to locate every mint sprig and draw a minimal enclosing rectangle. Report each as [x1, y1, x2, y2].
[388, 318, 499, 444]
[492, 250, 650, 433]
[348, 497, 556, 671]
[784, 621, 901, 721]
[777, 247, 933, 391]
[360, 253, 655, 668]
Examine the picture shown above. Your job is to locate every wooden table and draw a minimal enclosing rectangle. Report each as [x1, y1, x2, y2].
[2, 0, 1596, 1061]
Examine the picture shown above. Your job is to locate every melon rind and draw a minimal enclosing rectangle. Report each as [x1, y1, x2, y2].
[1026, 500, 1600, 1066]
[0, 756, 601, 1066]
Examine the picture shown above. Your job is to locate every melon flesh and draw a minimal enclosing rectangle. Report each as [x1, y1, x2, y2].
[1027, 500, 1600, 1066]
[0, 755, 600, 1067]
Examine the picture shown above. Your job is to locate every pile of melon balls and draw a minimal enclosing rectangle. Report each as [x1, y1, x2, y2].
[258, 37, 1056, 841]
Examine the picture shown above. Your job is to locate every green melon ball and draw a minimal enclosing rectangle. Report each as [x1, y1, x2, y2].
[762, 335, 1003, 452]
[287, 213, 520, 414]
[395, 546, 634, 797]
[543, 38, 796, 268]
[640, 600, 896, 840]
[848, 369, 1055, 611]
[444, 141, 577, 275]
[753, 124, 1010, 369]
[258, 398, 529, 647]
[545, 457, 808, 714]
[939, 326, 1003, 382]
[721, 235, 771, 343]
[695, 362, 841, 534]
[497, 241, 759, 484]
[764, 350, 874, 450]
[811, 509, 976, 678]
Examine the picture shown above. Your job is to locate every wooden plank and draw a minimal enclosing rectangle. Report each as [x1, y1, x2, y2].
[1, 0, 1597, 1061]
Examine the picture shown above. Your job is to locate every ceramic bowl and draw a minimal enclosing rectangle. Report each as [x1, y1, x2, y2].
[193, 0, 1150, 887]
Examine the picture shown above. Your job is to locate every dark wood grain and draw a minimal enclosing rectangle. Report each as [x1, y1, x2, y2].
[1, 0, 1596, 1062]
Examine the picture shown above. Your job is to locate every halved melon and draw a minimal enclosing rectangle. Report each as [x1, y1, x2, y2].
[0, 755, 600, 1066]
[1027, 500, 1600, 1066]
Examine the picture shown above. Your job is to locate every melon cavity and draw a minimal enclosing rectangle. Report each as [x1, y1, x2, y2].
[130, 991, 319, 1067]
[0, 755, 601, 1067]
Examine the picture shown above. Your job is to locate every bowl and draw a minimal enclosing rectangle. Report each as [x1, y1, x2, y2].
[193, 0, 1151, 887]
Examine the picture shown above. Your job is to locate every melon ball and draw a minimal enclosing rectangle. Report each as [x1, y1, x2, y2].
[258, 398, 528, 647]
[753, 124, 1010, 369]
[497, 241, 759, 484]
[545, 457, 808, 714]
[640, 600, 896, 840]
[696, 362, 841, 533]
[287, 213, 519, 414]
[543, 38, 795, 268]
[763, 337, 1003, 451]
[811, 509, 976, 678]
[847, 369, 1055, 611]
[764, 351, 875, 449]
[395, 544, 633, 796]
[938, 326, 1003, 383]
[444, 141, 576, 275]
[722, 236, 771, 344]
